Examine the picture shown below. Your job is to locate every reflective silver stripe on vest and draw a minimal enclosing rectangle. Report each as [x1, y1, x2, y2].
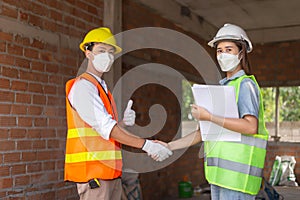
[232, 135, 268, 149]
[207, 157, 263, 177]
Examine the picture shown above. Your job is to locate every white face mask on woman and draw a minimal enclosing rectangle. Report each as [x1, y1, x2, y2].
[217, 52, 241, 72]
[92, 52, 114, 73]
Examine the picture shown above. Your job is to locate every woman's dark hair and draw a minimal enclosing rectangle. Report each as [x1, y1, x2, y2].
[235, 40, 251, 74]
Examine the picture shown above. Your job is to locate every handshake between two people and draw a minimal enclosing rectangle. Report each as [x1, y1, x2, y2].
[142, 139, 172, 162]
[121, 100, 173, 162]
[121, 100, 206, 162]
[138, 104, 206, 162]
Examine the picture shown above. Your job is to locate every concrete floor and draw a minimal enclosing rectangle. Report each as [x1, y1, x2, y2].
[163, 193, 210, 200]
[275, 186, 300, 200]
[163, 186, 300, 200]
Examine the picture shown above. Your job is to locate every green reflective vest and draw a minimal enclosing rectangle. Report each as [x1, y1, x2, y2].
[204, 75, 269, 195]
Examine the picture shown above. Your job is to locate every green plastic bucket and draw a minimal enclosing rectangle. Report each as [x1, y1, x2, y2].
[178, 180, 193, 198]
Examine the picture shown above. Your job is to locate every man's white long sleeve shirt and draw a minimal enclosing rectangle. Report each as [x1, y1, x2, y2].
[68, 73, 117, 140]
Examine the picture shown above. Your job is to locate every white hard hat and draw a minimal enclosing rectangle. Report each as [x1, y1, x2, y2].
[208, 23, 253, 53]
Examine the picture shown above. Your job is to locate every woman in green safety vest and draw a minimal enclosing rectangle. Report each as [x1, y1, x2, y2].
[161, 23, 269, 200]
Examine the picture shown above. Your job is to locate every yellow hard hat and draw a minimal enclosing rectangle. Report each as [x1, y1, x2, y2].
[79, 27, 122, 54]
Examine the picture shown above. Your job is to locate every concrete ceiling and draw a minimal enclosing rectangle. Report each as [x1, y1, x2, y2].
[136, 0, 300, 44]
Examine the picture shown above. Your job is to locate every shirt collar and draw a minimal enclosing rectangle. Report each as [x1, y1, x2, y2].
[219, 70, 246, 85]
[87, 72, 105, 85]
[86, 72, 108, 92]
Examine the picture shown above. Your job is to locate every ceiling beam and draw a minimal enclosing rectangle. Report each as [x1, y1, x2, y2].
[133, 0, 217, 41]
[248, 25, 300, 44]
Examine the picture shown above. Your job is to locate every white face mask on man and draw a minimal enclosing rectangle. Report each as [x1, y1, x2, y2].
[92, 52, 114, 73]
[217, 52, 241, 72]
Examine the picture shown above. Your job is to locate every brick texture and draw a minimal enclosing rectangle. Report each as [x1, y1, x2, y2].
[0, 0, 104, 199]
[122, 1, 207, 199]
[251, 42, 300, 87]
[1, 0, 299, 199]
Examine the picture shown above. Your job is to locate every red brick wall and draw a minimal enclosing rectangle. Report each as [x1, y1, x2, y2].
[265, 142, 300, 182]
[251, 41, 300, 87]
[122, 1, 208, 199]
[0, 0, 103, 199]
[122, 0, 214, 78]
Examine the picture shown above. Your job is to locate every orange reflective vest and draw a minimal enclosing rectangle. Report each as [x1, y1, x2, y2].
[64, 72, 122, 182]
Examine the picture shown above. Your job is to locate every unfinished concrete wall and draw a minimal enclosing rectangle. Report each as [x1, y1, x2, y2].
[0, 0, 103, 199]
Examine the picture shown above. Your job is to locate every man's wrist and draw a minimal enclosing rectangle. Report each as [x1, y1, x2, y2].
[141, 139, 147, 149]
[118, 120, 125, 127]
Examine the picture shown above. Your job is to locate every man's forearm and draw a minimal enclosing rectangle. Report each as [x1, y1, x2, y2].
[110, 125, 145, 148]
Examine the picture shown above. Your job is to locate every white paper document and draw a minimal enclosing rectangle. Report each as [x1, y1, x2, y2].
[191, 84, 241, 141]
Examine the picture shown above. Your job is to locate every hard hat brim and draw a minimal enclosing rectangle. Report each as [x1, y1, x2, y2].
[208, 35, 243, 48]
[207, 36, 252, 53]
[79, 42, 122, 54]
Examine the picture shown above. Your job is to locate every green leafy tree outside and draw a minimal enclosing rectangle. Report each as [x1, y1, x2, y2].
[181, 80, 194, 121]
[261, 87, 276, 122]
[278, 86, 300, 121]
[261, 86, 300, 122]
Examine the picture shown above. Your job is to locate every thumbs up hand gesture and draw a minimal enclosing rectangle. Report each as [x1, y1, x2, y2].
[122, 100, 136, 126]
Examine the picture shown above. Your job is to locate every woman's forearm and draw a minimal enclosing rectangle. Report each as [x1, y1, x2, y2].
[168, 130, 201, 151]
[210, 114, 258, 135]
[191, 104, 258, 135]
